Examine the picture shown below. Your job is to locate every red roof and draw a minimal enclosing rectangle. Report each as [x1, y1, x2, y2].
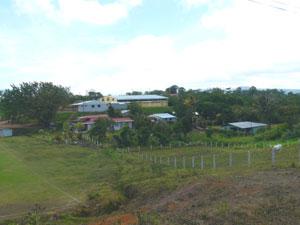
[112, 118, 133, 122]
[79, 114, 109, 120]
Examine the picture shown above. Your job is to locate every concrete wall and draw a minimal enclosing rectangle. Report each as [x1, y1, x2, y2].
[78, 103, 108, 112]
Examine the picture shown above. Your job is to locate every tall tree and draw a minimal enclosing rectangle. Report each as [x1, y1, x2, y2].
[0, 82, 70, 126]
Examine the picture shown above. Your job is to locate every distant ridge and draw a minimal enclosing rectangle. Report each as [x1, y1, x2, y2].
[238, 86, 300, 94]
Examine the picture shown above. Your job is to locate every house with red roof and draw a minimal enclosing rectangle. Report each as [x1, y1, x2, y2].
[76, 114, 133, 131]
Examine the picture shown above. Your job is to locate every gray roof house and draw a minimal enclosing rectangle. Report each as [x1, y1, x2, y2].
[148, 113, 177, 123]
[222, 121, 267, 134]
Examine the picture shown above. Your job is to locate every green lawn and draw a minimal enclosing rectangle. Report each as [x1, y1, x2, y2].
[0, 136, 121, 217]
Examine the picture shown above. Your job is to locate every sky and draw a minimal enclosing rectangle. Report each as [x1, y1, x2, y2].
[1, 0, 300, 95]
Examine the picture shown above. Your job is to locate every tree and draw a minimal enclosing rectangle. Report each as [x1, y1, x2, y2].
[107, 104, 115, 118]
[137, 126, 151, 146]
[74, 123, 85, 132]
[89, 118, 113, 142]
[0, 82, 70, 126]
[254, 91, 277, 129]
[128, 102, 143, 116]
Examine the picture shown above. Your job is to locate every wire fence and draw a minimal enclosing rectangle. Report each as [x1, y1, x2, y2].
[116, 144, 300, 172]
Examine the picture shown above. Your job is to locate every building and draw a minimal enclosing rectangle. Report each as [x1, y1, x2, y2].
[112, 118, 133, 131]
[0, 128, 12, 137]
[77, 115, 110, 130]
[72, 101, 108, 113]
[109, 102, 127, 110]
[76, 114, 133, 131]
[148, 113, 177, 123]
[222, 121, 267, 134]
[99, 95, 168, 108]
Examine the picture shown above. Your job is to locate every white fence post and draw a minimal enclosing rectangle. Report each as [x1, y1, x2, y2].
[213, 154, 216, 170]
[138, 146, 140, 151]
[201, 156, 204, 170]
[229, 152, 232, 169]
[192, 156, 195, 169]
[248, 151, 251, 168]
[272, 149, 275, 166]
[160, 157, 162, 164]
[174, 157, 177, 168]
[150, 145, 152, 150]
[228, 143, 230, 149]
[168, 156, 170, 166]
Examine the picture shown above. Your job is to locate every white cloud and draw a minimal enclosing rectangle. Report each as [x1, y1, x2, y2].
[181, 0, 210, 7]
[14, 0, 142, 25]
[5, 0, 300, 94]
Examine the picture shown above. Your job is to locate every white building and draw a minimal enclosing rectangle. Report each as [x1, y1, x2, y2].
[148, 113, 177, 122]
[72, 101, 108, 113]
[0, 128, 12, 137]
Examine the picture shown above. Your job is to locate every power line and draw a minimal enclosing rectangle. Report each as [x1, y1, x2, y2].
[248, 0, 300, 14]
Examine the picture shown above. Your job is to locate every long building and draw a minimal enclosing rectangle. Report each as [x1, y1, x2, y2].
[99, 95, 168, 108]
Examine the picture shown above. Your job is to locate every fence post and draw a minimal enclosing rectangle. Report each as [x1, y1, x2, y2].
[263, 143, 265, 149]
[287, 141, 289, 147]
[255, 143, 257, 149]
[205, 142, 207, 147]
[201, 156, 204, 170]
[150, 145, 152, 150]
[138, 146, 140, 151]
[248, 151, 251, 168]
[192, 156, 195, 169]
[222, 143, 224, 148]
[146, 155, 148, 161]
[228, 143, 230, 149]
[229, 152, 232, 169]
[150, 155, 152, 162]
[247, 144, 249, 149]
[183, 157, 186, 168]
[174, 156, 177, 168]
[189, 141, 192, 146]
[170, 143, 172, 149]
[210, 142, 212, 147]
[154, 157, 157, 164]
[141, 154, 143, 160]
[168, 156, 170, 166]
[213, 154, 216, 170]
[179, 142, 181, 148]
[216, 142, 218, 147]
[272, 149, 275, 166]
[160, 144, 162, 149]
[299, 144, 300, 166]
[160, 157, 162, 164]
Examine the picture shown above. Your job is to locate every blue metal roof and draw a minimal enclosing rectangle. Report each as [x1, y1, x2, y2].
[228, 121, 267, 129]
[149, 113, 176, 119]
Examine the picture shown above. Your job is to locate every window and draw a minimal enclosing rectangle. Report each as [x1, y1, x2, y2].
[98, 105, 101, 107]
[81, 105, 84, 107]
[92, 105, 95, 108]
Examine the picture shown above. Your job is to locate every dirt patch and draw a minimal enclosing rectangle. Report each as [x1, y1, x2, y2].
[92, 213, 137, 225]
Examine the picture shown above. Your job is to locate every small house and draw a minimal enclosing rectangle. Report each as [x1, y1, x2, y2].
[112, 118, 133, 131]
[222, 121, 267, 134]
[0, 128, 12, 137]
[148, 113, 177, 123]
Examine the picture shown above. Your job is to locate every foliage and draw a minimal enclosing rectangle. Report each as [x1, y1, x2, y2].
[74, 123, 85, 132]
[0, 82, 70, 126]
[89, 118, 113, 142]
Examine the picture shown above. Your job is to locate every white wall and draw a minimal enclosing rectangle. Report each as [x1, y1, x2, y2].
[78, 102, 108, 112]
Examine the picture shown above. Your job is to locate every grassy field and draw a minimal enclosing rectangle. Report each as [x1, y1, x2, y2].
[2, 134, 300, 224]
[0, 136, 123, 220]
